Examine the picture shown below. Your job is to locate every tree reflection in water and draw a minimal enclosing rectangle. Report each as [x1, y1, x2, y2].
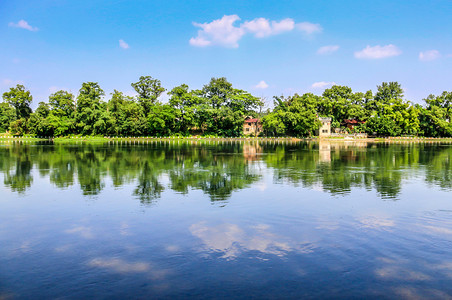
[0, 140, 451, 201]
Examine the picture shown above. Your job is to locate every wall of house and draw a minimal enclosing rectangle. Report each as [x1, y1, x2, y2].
[318, 121, 331, 137]
[243, 122, 262, 136]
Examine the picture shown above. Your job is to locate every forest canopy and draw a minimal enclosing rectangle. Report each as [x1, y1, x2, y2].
[1, 77, 451, 137]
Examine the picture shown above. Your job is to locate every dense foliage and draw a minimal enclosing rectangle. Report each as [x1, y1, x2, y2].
[1, 78, 451, 137]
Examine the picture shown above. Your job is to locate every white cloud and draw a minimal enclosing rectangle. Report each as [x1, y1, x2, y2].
[87, 258, 169, 280]
[241, 18, 271, 38]
[242, 18, 294, 38]
[296, 22, 322, 34]
[12, 58, 21, 64]
[65, 226, 94, 239]
[359, 216, 395, 229]
[88, 258, 149, 273]
[255, 80, 269, 89]
[190, 15, 245, 48]
[354, 44, 402, 59]
[190, 222, 302, 259]
[419, 50, 440, 61]
[190, 15, 322, 48]
[317, 45, 339, 55]
[311, 81, 336, 89]
[272, 18, 296, 35]
[119, 39, 129, 49]
[8, 20, 38, 31]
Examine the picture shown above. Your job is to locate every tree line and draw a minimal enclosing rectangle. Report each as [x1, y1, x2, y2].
[1, 76, 451, 137]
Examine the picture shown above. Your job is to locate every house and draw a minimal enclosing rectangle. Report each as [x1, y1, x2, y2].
[243, 117, 262, 136]
[343, 119, 365, 130]
[316, 117, 332, 137]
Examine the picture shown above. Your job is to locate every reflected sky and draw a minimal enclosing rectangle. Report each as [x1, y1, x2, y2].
[1, 141, 452, 298]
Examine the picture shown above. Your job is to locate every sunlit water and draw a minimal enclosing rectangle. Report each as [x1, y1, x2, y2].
[1, 140, 452, 299]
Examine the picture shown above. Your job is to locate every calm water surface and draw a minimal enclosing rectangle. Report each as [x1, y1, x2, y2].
[1, 140, 452, 299]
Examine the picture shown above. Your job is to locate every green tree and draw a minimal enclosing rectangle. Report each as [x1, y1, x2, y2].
[148, 103, 177, 136]
[263, 94, 320, 137]
[49, 90, 75, 118]
[2, 84, 33, 119]
[0, 102, 15, 132]
[201, 77, 233, 109]
[46, 91, 76, 136]
[76, 82, 105, 135]
[374, 82, 404, 104]
[418, 92, 452, 137]
[364, 82, 419, 136]
[262, 111, 287, 136]
[131, 76, 165, 115]
[107, 90, 148, 136]
[28, 102, 52, 136]
[200, 77, 263, 113]
[168, 84, 200, 134]
[196, 77, 263, 136]
[320, 85, 367, 128]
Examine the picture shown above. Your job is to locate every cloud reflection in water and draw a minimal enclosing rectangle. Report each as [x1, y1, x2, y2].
[190, 221, 313, 259]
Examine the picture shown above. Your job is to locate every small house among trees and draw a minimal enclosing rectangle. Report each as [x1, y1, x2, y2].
[316, 117, 332, 137]
[243, 117, 262, 136]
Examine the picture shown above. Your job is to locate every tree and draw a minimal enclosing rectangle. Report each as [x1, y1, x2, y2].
[196, 77, 263, 136]
[262, 111, 286, 136]
[148, 103, 177, 136]
[131, 76, 165, 115]
[49, 90, 75, 118]
[2, 84, 33, 119]
[200, 77, 263, 113]
[168, 84, 202, 134]
[418, 92, 452, 137]
[76, 82, 105, 135]
[107, 90, 147, 136]
[263, 94, 320, 137]
[201, 77, 233, 109]
[0, 102, 15, 132]
[320, 85, 367, 128]
[364, 82, 419, 136]
[46, 91, 76, 136]
[28, 102, 51, 136]
[35, 102, 50, 118]
[374, 82, 404, 104]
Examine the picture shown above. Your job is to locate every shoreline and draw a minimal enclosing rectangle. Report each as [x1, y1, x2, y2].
[2, 135, 452, 143]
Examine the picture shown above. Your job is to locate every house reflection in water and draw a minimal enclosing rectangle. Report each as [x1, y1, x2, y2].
[243, 142, 262, 161]
[318, 140, 369, 163]
[319, 140, 331, 163]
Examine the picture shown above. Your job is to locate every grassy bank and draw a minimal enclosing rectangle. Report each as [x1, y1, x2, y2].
[0, 133, 48, 141]
[2, 133, 452, 144]
[52, 136, 303, 143]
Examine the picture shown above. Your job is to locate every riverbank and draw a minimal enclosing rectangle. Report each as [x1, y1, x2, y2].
[2, 134, 452, 143]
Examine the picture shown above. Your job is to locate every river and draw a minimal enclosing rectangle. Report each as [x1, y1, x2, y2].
[1, 140, 451, 299]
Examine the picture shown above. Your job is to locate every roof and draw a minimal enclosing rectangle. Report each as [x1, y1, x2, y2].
[319, 117, 332, 122]
[343, 119, 365, 124]
[244, 118, 260, 123]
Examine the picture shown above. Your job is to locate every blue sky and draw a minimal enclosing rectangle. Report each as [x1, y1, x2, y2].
[1, 0, 451, 108]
